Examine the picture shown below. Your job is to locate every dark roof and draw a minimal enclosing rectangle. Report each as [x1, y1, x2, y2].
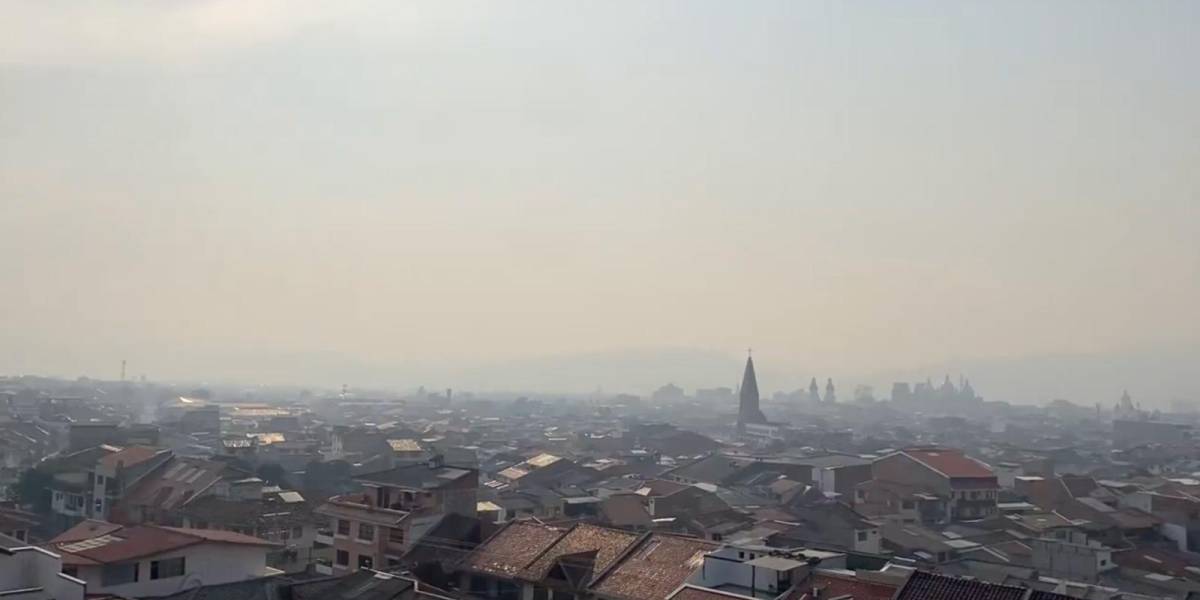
[292, 570, 412, 600]
[147, 573, 305, 600]
[401, 513, 481, 566]
[175, 495, 318, 529]
[354, 463, 475, 490]
[600, 494, 652, 528]
[895, 570, 1027, 600]
[664, 455, 751, 484]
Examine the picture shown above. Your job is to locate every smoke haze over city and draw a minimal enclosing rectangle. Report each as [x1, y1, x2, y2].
[2, 2, 1198, 405]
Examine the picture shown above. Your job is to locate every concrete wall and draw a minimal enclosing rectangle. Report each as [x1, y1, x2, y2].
[854, 527, 882, 554]
[1030, 539, 1114, 582]
[75, 543, 268, 597]
[0, 547, 86, 600]
[872, 454, 948, 496]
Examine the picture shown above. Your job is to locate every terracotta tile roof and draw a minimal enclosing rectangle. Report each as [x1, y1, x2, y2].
[113, 457, 226, 519]
[520, 523, 639, 585]
[52, 524, 278, 564]
[903, 449, 995, 479]
[51, 519, 123, 543]
[98, 446, 163, 470]
[460, 520, 565, 578]
[591, 533, 717, 600]
[807, 570, 901, 600]
[894, 570, 1026, 600]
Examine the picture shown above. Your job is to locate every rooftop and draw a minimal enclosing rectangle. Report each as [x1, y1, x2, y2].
[50, 523, 278, 565]
[902, 448, 995, 479]
[591, 533, 718, 600]
[460, 520, 564, 578]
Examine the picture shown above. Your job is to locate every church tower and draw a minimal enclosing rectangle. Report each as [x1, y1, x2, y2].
[825, 378, 837, 404]
[809, 377, 822, 403]
[737, 353, 768, 433]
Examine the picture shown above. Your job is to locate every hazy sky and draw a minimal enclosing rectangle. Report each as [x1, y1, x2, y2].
[2, 1, 1198, 397]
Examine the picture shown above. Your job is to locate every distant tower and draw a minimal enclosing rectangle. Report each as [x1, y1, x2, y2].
[120, 360, 126, 382]
[737, 352, 768, 433]
[809, 378, 822, 403]
[825, 378, 837, 404]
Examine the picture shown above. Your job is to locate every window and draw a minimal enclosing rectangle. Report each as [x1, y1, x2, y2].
[13, 530, 26, 542]
[1100, 559, 1108, 566]
[533, 587, 549, 600]
[337, 519, 350, 536]
[358, 523, 375, 542]
[901, 500, 915, 510]
[151, 557, 186, 580]
[280, 529, 290, 540]
[293, 526, 304, 538]
[470, 575, 488, 594]
[358, 554, 374, 569]
[388, 527, 404, 545]
[101, 562, 139, 586]
[96, 475, 105, 485]
[336, 550, 349, 566]
[738, 551, 745, 559]
[94, 499, 103, 514]
[857, 531, 868, 542]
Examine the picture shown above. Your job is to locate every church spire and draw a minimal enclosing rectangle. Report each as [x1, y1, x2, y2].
[737, 353, 767, 432]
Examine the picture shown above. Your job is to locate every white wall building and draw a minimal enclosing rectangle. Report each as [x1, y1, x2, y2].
[0, 534, 86, 600]
[50, 522, 281, 598]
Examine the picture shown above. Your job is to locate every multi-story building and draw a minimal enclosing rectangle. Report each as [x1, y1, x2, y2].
[317, 456, 477, 574]
[864, 447, 999, 523]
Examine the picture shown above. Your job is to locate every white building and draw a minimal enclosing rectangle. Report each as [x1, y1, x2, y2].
[48, 521, 282, 598]
[0, 533, 86, 600]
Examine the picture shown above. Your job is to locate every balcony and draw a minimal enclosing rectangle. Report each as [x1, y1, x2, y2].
[315, 528, 333, 546]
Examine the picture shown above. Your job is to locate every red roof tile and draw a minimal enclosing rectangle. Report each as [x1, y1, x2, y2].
[51, 519, 123, 543]
[903, 449, 994, 479]
[807, 571, 901, 600]
[52, 524, 277, 564]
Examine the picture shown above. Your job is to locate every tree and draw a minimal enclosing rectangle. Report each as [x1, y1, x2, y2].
[256, 463, 287, 486]
[14, 468, 54, 513]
